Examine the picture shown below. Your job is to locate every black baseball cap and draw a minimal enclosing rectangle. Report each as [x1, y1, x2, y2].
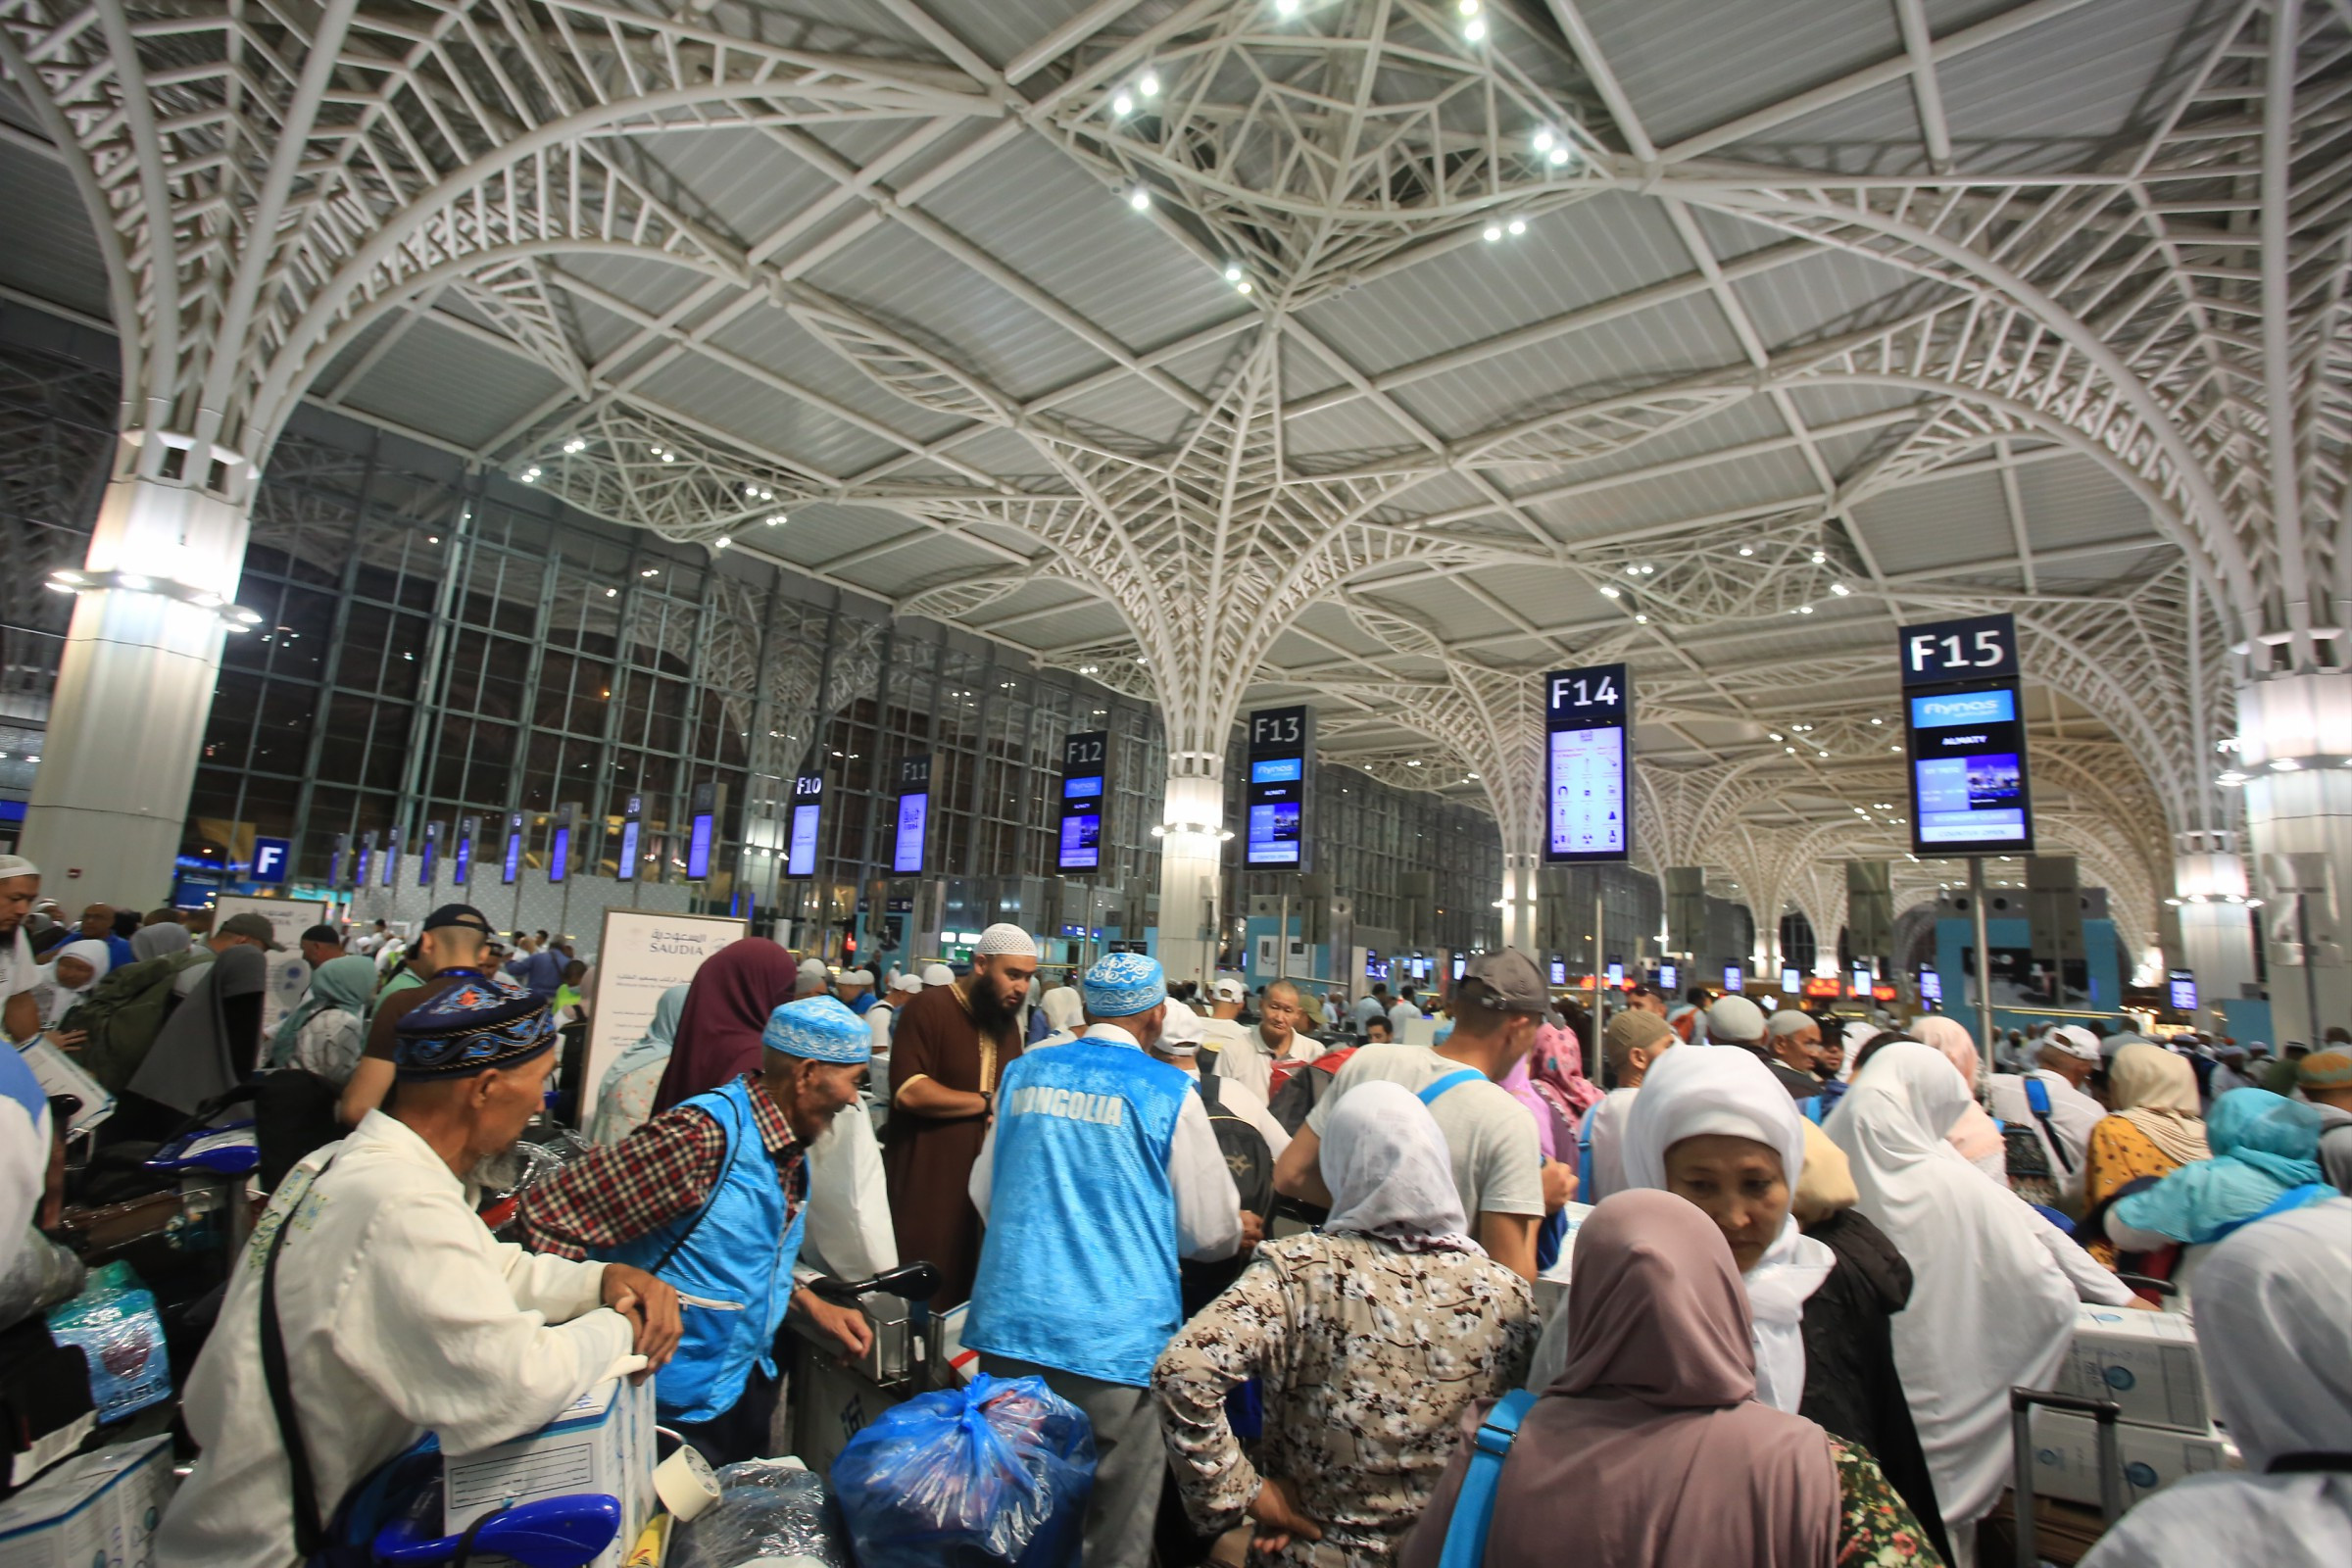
[299, 924, 341, 946]
[423, 904, 495, 935]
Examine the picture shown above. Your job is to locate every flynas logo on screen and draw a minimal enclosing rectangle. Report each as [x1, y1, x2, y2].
[1913, 690, 2015, 727]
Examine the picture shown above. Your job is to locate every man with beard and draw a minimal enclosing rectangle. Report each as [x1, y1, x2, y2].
[883, 923, 1037, 1306]
[0, 856, 44, 1044]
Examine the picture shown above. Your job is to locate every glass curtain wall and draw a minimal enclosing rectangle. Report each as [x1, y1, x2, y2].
[0, 327, 1508, 938]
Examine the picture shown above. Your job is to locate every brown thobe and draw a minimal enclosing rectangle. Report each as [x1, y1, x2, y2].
[883, 979, 1021, 1307]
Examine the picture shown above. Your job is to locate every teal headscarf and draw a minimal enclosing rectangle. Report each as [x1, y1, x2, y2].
[2112, 1089, 2326, 1244]
[268, 955, 379, 1069]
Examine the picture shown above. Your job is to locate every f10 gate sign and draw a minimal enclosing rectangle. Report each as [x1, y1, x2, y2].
[1544, 663, 1631, 863]
[1899, 613, 2035, 856]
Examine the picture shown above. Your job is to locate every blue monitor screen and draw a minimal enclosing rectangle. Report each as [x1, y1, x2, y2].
[893, 793, 928, 875]
[549, 827, 569, 884]
[616, 820, 641, 881]
[354, 847, 371, 887]
[452, 838, 470, 887]
[1058, 811, 1101, 871]
[687, 814, 713, 881]
[1659, 962, 1678, 991]
[502, 833, 521, 884]
[416, 843, 434, 885]
[786, 803, 819, 879]
[1723, 966, 1744, 992]
[1919, 968, 1943, 1003]
[1246, 800, 1301, 865]
[1250, 757, 1302, 784]
[1906, 685, 2032, 850]
[1062, 774, 1103, 799]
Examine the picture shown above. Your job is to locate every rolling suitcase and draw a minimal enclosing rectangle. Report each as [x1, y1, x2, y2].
[2009, 1387, 2125, 1567]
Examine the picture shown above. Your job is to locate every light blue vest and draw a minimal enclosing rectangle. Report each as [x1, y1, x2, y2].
[606, 1077, 805, 1424]
[963, 1032, 1192, 1387]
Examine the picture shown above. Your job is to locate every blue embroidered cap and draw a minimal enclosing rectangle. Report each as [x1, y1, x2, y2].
[1082, 952, 1166, 1018]
[761, 995, 873, 1064]
[392, 976, 555, 1080]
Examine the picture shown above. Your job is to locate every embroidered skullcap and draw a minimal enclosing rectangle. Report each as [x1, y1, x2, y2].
[761, 995, 873, 1064]
[2296, 1048, 2352, 1091]
[1083, 952, 1166, 1018]
[974, 923, 1038, 958]
[393, 977, 554, 1080]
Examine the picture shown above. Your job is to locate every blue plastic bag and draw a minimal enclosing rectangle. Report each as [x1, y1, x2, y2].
[831, 1372, 1095, 1568]
[44, 1260, 172, 1421]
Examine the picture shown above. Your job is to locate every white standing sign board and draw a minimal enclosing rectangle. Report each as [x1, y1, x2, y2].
[214, 895, 329, 1040]
[579, 909, 747, 1121]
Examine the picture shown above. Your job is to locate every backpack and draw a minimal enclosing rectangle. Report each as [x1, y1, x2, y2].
[1267, 1046, 1357, 1135]
[1999, 1112, 2061, 1208]
[1182, 1073, 1276, 1316]
[62, 950, 211, 1093]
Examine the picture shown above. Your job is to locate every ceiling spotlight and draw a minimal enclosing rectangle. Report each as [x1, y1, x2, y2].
[1111, 91, 1134, 117]
[1830, 582, 1851, 596]
[1635, 613, 1649, 623]
[1869, 717, 1882, 725]
[520, 466, 541, 483]
[2271, 758, 2301, 771]
[660, 452, 674, 463]
[1768, 732, 1782, 741]
[1236, 279, 1252, 295]
[1532, 126, 1553, 152]
[1599, 586, 1620, 598]
[1138, 71, 1161, 96]
[1275, 0, 1299, 13]
[1464, 15, 1487, 39]
[1546, 144, 1571, 167]
[1798, 605, 1814, 613]
[117, 573, 151, 591]
[714, 536, 731, 550]
[1458, 0, 1479, 13]
[1738, 545, 1754, 557]
[605, 587, 617, 598]
[1223, 263, 1243, 282]
[1507, 217, 1527, 235]
[1483, 224, 1502, 242]
[743, 483, 759, 497]
[1810, 550, 1827, 564]
[641, 567, 660, 578]
[766, 513, 786, 525]
[1128, 186, 1152, 212]
[562, 438, 586, 454]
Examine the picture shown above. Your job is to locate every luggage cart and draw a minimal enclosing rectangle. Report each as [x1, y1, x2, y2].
[2010, 1387, 2125, 1567]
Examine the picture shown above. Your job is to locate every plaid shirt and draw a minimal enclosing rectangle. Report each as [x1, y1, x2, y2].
[518, 1074, 807, 1261]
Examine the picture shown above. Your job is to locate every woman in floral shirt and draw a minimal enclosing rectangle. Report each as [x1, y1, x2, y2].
[1152, 1080, 1537, 1565]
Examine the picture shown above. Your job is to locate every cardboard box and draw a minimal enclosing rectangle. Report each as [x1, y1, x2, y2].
[443, 1376, 655, 1568]
[2054, 1305, 2210, 1433]
[2027, 1409, 2237, 1508]
[0, 1434, 173, 1568]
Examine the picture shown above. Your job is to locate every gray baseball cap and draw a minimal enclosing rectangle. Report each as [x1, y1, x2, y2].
[219, 912, 283, 950]
[1461, 949, 1549, 1013]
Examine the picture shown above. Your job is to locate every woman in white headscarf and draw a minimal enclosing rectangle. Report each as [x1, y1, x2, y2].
[585, 984, 690, 1147]
[1032, 984, 1084, 1045]
[1825, 1041, 2088, 1561]
[2079, 1199, 2352, 1567]
[32, 939, 110, 1027]
[1910, 1015, 2011, 1184]
[1151, 1081, 1537, 1565]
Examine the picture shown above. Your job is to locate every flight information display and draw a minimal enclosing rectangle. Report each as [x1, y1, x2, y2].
[417, 821, 441, 886]
[686, 782, 719, 881]
[616, 795, 643, 882]
[454, 817, 477, 888]
[502, 812, 523, 884]
[893, 756, 931, 876]
[1658, 961, 1678, 991]
[1919, 967, 1942, 1004]
[2168, 969, 2197, 1011]
[1723, 966, 1744, 992]
[1900, 613, 2034, 856]
[355, 832, 375, 890]
[380, 827, 401, 888]
[1057, 731, 1107, 873]
[786, 774, 822, 879]
[1246, 706, 1312, 867]
[548, 808, 571, 885]
[1544, 663, 1631, 862]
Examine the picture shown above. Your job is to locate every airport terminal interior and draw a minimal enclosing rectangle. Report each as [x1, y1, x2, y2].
[0, 1, 2346, 1566]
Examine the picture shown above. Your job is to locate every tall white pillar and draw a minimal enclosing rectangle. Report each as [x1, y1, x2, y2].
[2234, 669, 2351, 1045]
[2171, 845, 2260, 1017]
[1497, 850, 1540, 953]
[23, 439, 255, 906]
[1153, 755, 1228, 990]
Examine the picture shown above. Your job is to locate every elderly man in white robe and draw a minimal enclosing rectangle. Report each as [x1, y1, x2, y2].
[159, 980, 680, 1568]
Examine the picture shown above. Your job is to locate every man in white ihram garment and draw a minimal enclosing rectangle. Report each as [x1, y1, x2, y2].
[158, 981, 680, 1567]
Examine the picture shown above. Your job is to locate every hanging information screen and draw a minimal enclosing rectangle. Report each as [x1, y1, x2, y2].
[379, 826, 402, 888]
[454, 816, 477, 888]
[355, 831, 375, 890]
[1245, 705, 1312, 867]
[417, 821, 442, 886]
[686, 782, 719, 881]
[1544, 663, 1631, 862]
[501, 812, 523, 885]
[786, 773, 823, 879]
[1899, 613, 2034, 855]
[549, 805, 575, 885]
[616, 795, 643, 882]
[893, 755, 931, 876]
[1057, 730, 1107, 873]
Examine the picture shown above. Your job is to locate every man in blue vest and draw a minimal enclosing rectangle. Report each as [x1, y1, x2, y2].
[516, 994, 877, 1464]
[964, 952, 1249, 1568]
